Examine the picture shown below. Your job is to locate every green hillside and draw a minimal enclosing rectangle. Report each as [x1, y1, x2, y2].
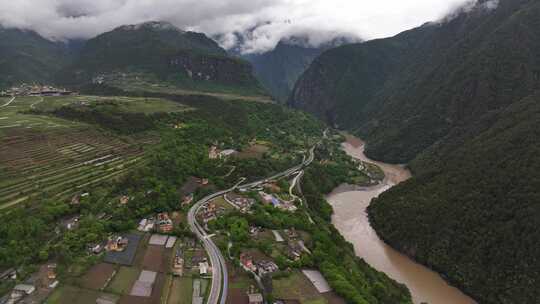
[245, 36, 357, 103]
[291, 0, 540, 163]
[290, 0, 540, 302]
[0, 27, 72, 89]
[58, 21, 264, 95]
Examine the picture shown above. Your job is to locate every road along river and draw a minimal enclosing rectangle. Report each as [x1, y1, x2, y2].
[327, 135, 476, 304]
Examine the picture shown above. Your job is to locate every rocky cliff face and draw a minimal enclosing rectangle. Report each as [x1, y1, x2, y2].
[170, 52, 256, 87]
[58, 21, 262, 94]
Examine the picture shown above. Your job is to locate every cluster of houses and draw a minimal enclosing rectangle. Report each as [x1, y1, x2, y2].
[198, 202, 227, 226]
[208, 146, 237, 159]
[225, 193, 255, 213]
[137, 212, 174, 233]
[258, 191, 297, 212]
[284, 229, 311, 261]
[240, 253, 279, 277]
[0, 84, 75, 97]
[0, 263, 59, 304]
[105, 235, 129, 252]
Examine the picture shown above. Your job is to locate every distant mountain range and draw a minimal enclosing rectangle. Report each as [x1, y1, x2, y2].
[243, 35, 358, 102]
[0, 26, 73, 89]
[0, 22, 264, 95]
[0, 22, 357, 99]
[56, 21, 263, 95]
[290, 0, 540, 303]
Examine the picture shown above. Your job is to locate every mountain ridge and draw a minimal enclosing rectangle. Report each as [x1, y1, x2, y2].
[289, 0, 540, 302]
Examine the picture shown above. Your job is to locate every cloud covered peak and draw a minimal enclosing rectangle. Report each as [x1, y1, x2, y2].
[0, 0, 472, 54]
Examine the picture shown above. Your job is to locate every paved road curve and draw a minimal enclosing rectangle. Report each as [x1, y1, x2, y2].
[187, 141, 319, 304]
[0, 97, 15, 108]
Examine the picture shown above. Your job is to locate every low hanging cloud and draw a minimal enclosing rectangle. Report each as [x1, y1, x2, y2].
[0, 0, 475, 54]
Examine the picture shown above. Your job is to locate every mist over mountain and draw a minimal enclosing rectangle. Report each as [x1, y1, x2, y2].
[242, 33, 360, 102]
[53, 21, 263, 94]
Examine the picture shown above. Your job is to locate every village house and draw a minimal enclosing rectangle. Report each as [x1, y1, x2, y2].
[199, 262, 210, 275]
[138, 218, 155, 232]
[179, 176, 203, 207]
[219, 149, 237, 159]
[247, 293, 263, 304]
[181, 193, 194, 206]
[105, 236, 129, 252]
[287, 241, 303, 261]
[88, 242, 104, 254]
[191, 251, 207, 268]
[173, 249, 184, 276]
[13, 284, 35, 296]
[285, 229, 299, 240]
[249, 226, 261, 237]
[63, 215, 80, 230]
[208, 146, 219, 159]
[0, 268, 16, 281]
[255, 260, 279, 276]
[240, 253, 257, 272]
[157, 213, 173, 233]
[119, 195, 130, 205]
[226, 193, 255, 213]
[47, 264, 57, 280]
[259, 191, 297, 212]
[247, 285, 263, 304]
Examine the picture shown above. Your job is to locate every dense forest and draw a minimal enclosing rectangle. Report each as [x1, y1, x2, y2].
[369, 94, 540, 304]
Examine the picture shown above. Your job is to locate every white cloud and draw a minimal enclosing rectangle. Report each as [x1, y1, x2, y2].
[0, 0, 474, 53]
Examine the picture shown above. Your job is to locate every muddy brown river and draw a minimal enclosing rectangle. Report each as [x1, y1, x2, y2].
[327, 135, 475, 304]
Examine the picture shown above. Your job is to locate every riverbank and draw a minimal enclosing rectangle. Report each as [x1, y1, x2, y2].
[327, 134, 475, 304]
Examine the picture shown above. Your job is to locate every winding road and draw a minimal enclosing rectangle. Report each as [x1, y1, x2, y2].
[187, 142, 318, 304]
[1, 97, 15, 108]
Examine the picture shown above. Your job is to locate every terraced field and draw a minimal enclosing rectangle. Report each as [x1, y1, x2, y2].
[0, 95, 180, 209]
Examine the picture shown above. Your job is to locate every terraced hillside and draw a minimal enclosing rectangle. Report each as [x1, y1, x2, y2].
[0, 95, 187, 209]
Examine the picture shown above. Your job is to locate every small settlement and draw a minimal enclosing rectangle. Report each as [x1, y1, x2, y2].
[0, 84, 76, 97]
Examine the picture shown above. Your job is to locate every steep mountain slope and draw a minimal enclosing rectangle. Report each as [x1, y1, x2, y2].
[291, 0, 540, 303]
[245, 36, 355, 102]
[59, 21, 264, 95]
[370, 93, 540, 304]
[291, 0, 540, 163]
[0, 27, 72, 89]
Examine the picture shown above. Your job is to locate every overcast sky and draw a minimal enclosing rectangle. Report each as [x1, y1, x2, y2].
[0, 0, 476, 53]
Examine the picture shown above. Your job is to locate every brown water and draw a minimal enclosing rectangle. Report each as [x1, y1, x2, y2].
[327, 135, 476, 304]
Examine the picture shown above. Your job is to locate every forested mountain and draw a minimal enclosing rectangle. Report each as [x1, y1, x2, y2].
[290, 0, 540, 303]
[291, 0, 540, 163]
[245, 36, 356, 102]
[0, 27, 72, 89]
[58, 21, 263, 94]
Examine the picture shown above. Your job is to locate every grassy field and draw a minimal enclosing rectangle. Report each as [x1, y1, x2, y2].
[167, 277, 193, 304]
[46, 285, 111, 304]
[36, 95, 191, 114]
[0, 95, 175, 209]
[272, 271, 328, 304]
[106, 266, 140, 295]
[107, 73, 273, 103]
